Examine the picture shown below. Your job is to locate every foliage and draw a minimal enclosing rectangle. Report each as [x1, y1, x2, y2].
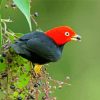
[0, 0, 70, 100]
[13, 0, 32, 31]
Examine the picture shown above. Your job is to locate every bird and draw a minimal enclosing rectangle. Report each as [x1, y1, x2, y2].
[11, 26, 81, 74]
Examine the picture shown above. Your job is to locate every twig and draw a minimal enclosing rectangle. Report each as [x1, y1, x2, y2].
[31, 15, 38, 28]
[35, 88, 39, 100]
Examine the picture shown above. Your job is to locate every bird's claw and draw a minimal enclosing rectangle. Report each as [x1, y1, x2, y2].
[34, 64, 43, 75]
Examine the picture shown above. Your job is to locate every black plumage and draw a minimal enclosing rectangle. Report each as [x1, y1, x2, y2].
[11, 32, 64, 64]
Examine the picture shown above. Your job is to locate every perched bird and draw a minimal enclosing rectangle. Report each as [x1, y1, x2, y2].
[11, 26, 81, 74]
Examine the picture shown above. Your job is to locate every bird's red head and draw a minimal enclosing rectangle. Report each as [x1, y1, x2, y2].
[45, 26, 81, 45]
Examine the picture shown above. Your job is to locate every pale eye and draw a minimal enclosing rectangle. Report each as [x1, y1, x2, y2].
[65, 32, 70, 36]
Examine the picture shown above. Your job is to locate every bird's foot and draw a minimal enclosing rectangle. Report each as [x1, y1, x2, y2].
[34, 64, 43, 75]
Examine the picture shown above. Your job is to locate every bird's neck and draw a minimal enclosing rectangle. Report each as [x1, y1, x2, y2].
[45, 31, 64, 52]
[59, 45, 64, 52]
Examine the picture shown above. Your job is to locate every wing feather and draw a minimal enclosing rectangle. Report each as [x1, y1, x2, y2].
[26, 37, 61, 62]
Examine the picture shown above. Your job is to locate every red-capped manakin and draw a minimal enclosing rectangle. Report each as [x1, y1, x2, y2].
[11, 26, 81, 74]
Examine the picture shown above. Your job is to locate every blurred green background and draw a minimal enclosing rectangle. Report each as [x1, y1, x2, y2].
[1, 0, 100, 100]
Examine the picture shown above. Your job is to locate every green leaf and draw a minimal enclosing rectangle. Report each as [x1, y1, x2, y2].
[0, 63, 7, 72]
[13, 91, 19, 97]
[13, 0, 32, 31]
[15, 74, 30, 88]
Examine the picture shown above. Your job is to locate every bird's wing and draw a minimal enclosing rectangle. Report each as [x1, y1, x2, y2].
[19, 32, 43, 41]
[11, 41, 31, 57]
[26, 37, 61, 62]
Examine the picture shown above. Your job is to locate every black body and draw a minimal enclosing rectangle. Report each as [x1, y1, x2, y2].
[11, 32, 64, 64]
